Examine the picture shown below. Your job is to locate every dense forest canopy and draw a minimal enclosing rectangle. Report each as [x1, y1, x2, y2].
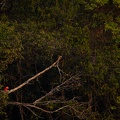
[0, 0, 120, 120]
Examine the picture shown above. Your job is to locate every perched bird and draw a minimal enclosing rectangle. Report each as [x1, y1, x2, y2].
[4, 86, 9, 92]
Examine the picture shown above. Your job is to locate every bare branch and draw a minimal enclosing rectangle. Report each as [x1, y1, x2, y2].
[8, 100, 88, 119]
[8, 101, 69, 114]
[25, 106, 38, 117]
[8, 56, 62, 94]
[33, 75, 81, 104]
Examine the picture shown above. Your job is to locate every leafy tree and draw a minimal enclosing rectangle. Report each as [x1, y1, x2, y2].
[0, 0, 120, 119]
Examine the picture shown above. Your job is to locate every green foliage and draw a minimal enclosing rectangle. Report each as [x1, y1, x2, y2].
[113, 0, 120, 7]
[0, 21, 22, 73]
[82, 0, 108, 10]
[0, 91, 9, 119]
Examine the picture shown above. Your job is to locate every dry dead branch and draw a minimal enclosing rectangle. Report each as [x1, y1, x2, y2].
[8, 56, 62, 94]
[6, 56, 89, 119]
[33, 75, 81, 104]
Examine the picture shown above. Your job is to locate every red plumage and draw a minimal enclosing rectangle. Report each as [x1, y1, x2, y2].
[4, 86, 9, 92]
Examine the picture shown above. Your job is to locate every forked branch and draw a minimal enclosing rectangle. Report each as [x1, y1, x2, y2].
[8, 56, 62, 94]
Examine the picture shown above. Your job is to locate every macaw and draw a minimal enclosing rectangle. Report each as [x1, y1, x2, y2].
[4, 86, 9, 92]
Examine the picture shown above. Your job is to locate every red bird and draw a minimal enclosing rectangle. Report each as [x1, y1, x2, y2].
[4, 86, 9, 92]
